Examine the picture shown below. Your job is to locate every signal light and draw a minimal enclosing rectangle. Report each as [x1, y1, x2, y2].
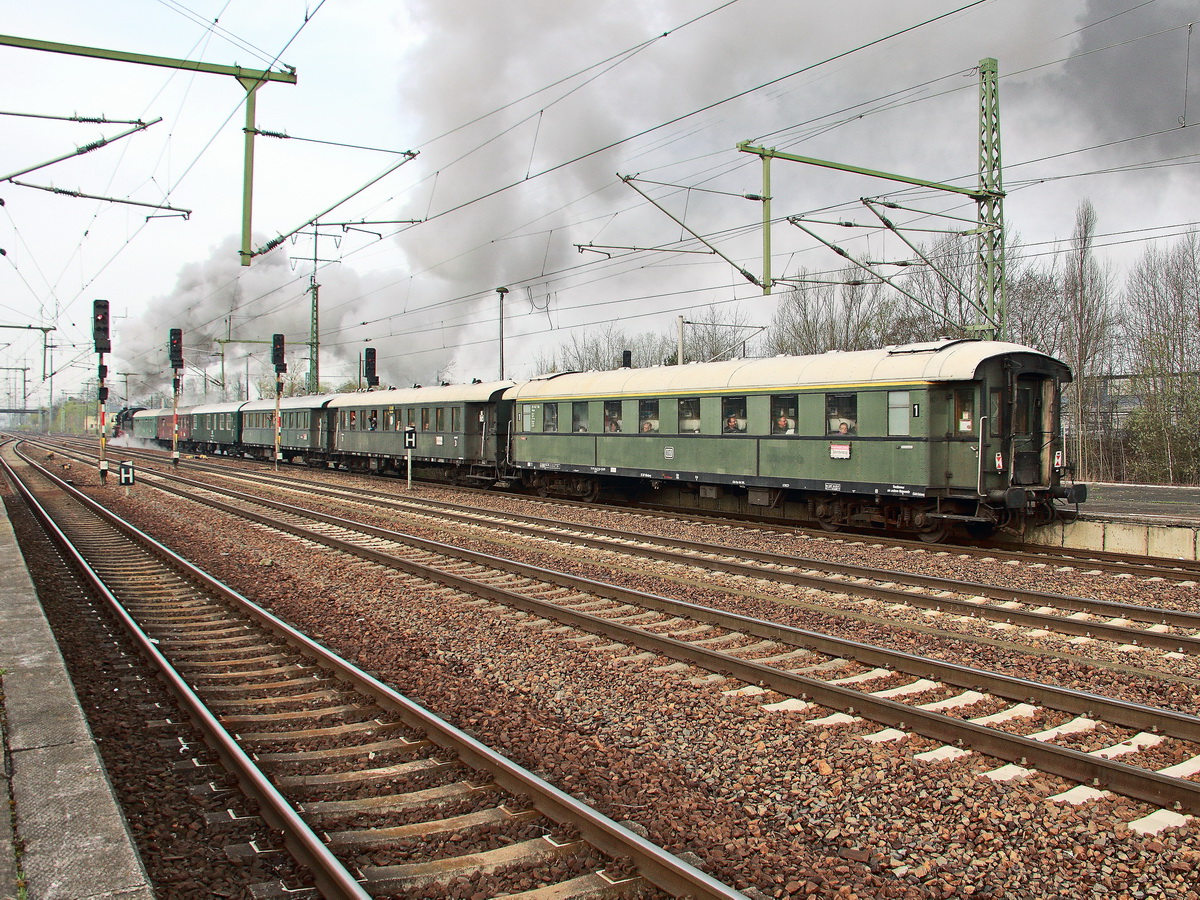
[364, 347, 378, 387]
[168, 328, 184, 368]
[93, 299, 111, 353]
[272, 334, 287, 373]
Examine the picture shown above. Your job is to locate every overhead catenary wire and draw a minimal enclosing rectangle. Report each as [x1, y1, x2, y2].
[10, 0, 1199, 400]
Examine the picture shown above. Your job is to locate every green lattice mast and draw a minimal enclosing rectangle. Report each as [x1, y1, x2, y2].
[976, 58, 1005, 341]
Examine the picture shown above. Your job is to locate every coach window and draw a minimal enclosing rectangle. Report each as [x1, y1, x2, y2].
[543, 402, 559, 432]
[368, 410, 378, 431]
[1014, 386, 1034, 436]
[435, 407, 446, 431]
[349, 410, 358, 430]
[826, 393, 857, 434]
[722, 397, 746, 433]
[889, 390, 911, 436]
[954, 389, 975, 434]
[603, 400, 622, 432]
[452, 407, 461, 432]
[571, 401, 589, 432]
[678, 398, 701, 433]
[771, 394, 796, 434]
[638, 399, 659, 433]
[421, 408, 430, 431]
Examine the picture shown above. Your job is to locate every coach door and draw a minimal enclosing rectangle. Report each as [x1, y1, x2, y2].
[1010, 374, 1048, 486]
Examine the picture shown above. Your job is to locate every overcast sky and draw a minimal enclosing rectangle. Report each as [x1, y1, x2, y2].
[1, 0, 1196, 406]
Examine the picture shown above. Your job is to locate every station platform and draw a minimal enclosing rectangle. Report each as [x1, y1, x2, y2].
[1029, 482, 1200, 562]
[0, 501, 153, 899]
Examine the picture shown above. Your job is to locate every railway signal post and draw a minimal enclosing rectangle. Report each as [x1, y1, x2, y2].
[272, 334, 286, 471]
[93, 300, 111, 483]
[364, 347, 379, 388]
[169, 328, 183, 466]
[404, 425, 415, 490]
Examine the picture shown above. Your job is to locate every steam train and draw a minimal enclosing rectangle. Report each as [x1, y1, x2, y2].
[128, 339, 1086, 542]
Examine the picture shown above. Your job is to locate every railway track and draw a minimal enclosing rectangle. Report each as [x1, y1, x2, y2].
[50, 439, 1200, 827]
[52, 439, 1200, 658]
[54, 434, 1200, 581]
[3, 440, 744, 900]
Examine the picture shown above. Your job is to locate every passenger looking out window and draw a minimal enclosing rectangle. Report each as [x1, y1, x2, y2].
[771, 394, 796, 434]
[638, 399, 659, 433]
[722, 397, 746, 433]
[604, 400, 622, 433]
[826, 393, 857, 435]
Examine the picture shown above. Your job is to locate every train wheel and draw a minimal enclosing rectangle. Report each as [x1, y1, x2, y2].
[917, 524, 949, 544]
[816, 517, 840, 533]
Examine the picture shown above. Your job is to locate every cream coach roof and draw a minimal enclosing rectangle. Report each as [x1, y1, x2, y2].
[327, 381, 516, 408]
[190, 400, 248, 415]
[507, 340, 1066, 400]
[241, 393, 342, 413]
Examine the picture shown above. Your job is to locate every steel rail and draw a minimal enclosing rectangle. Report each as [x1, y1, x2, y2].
[135, 465, 1200, 655]
[0, 451, 374, 900]
[226, 475, 1200, 631]
[8, 442, 747, 900]
[38, 435, 1200, 579]
[118, 465, 1200, 815]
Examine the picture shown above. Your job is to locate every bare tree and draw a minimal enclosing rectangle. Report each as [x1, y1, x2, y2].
[1005, 261, 1065, 354]
[898, 234, 976, 339]
[767, 267, 907, 355]
[535, 322, 675, 373]
[1059, 200, 1118, 480]
[1121, 233, 1200, 483]
[683, 304, 762, 362]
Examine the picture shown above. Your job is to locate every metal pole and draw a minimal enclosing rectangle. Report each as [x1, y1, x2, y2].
[761, 153, 772, 295]
[274, 372, 283, 471]
[496, 287, 509, 380]
[677, 316, 684, 366]
[97, 354, 108, 483]
[238, 79, 263, 266]
[309, 236, 320, 393]
[171, 369, 180, 467]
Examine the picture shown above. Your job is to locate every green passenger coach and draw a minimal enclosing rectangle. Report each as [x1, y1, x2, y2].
[507, 340, 1082, 541]
[328, 381, 514, 481]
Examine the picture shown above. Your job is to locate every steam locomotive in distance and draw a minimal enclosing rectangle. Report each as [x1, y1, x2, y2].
[132, 339, 1086, 542]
